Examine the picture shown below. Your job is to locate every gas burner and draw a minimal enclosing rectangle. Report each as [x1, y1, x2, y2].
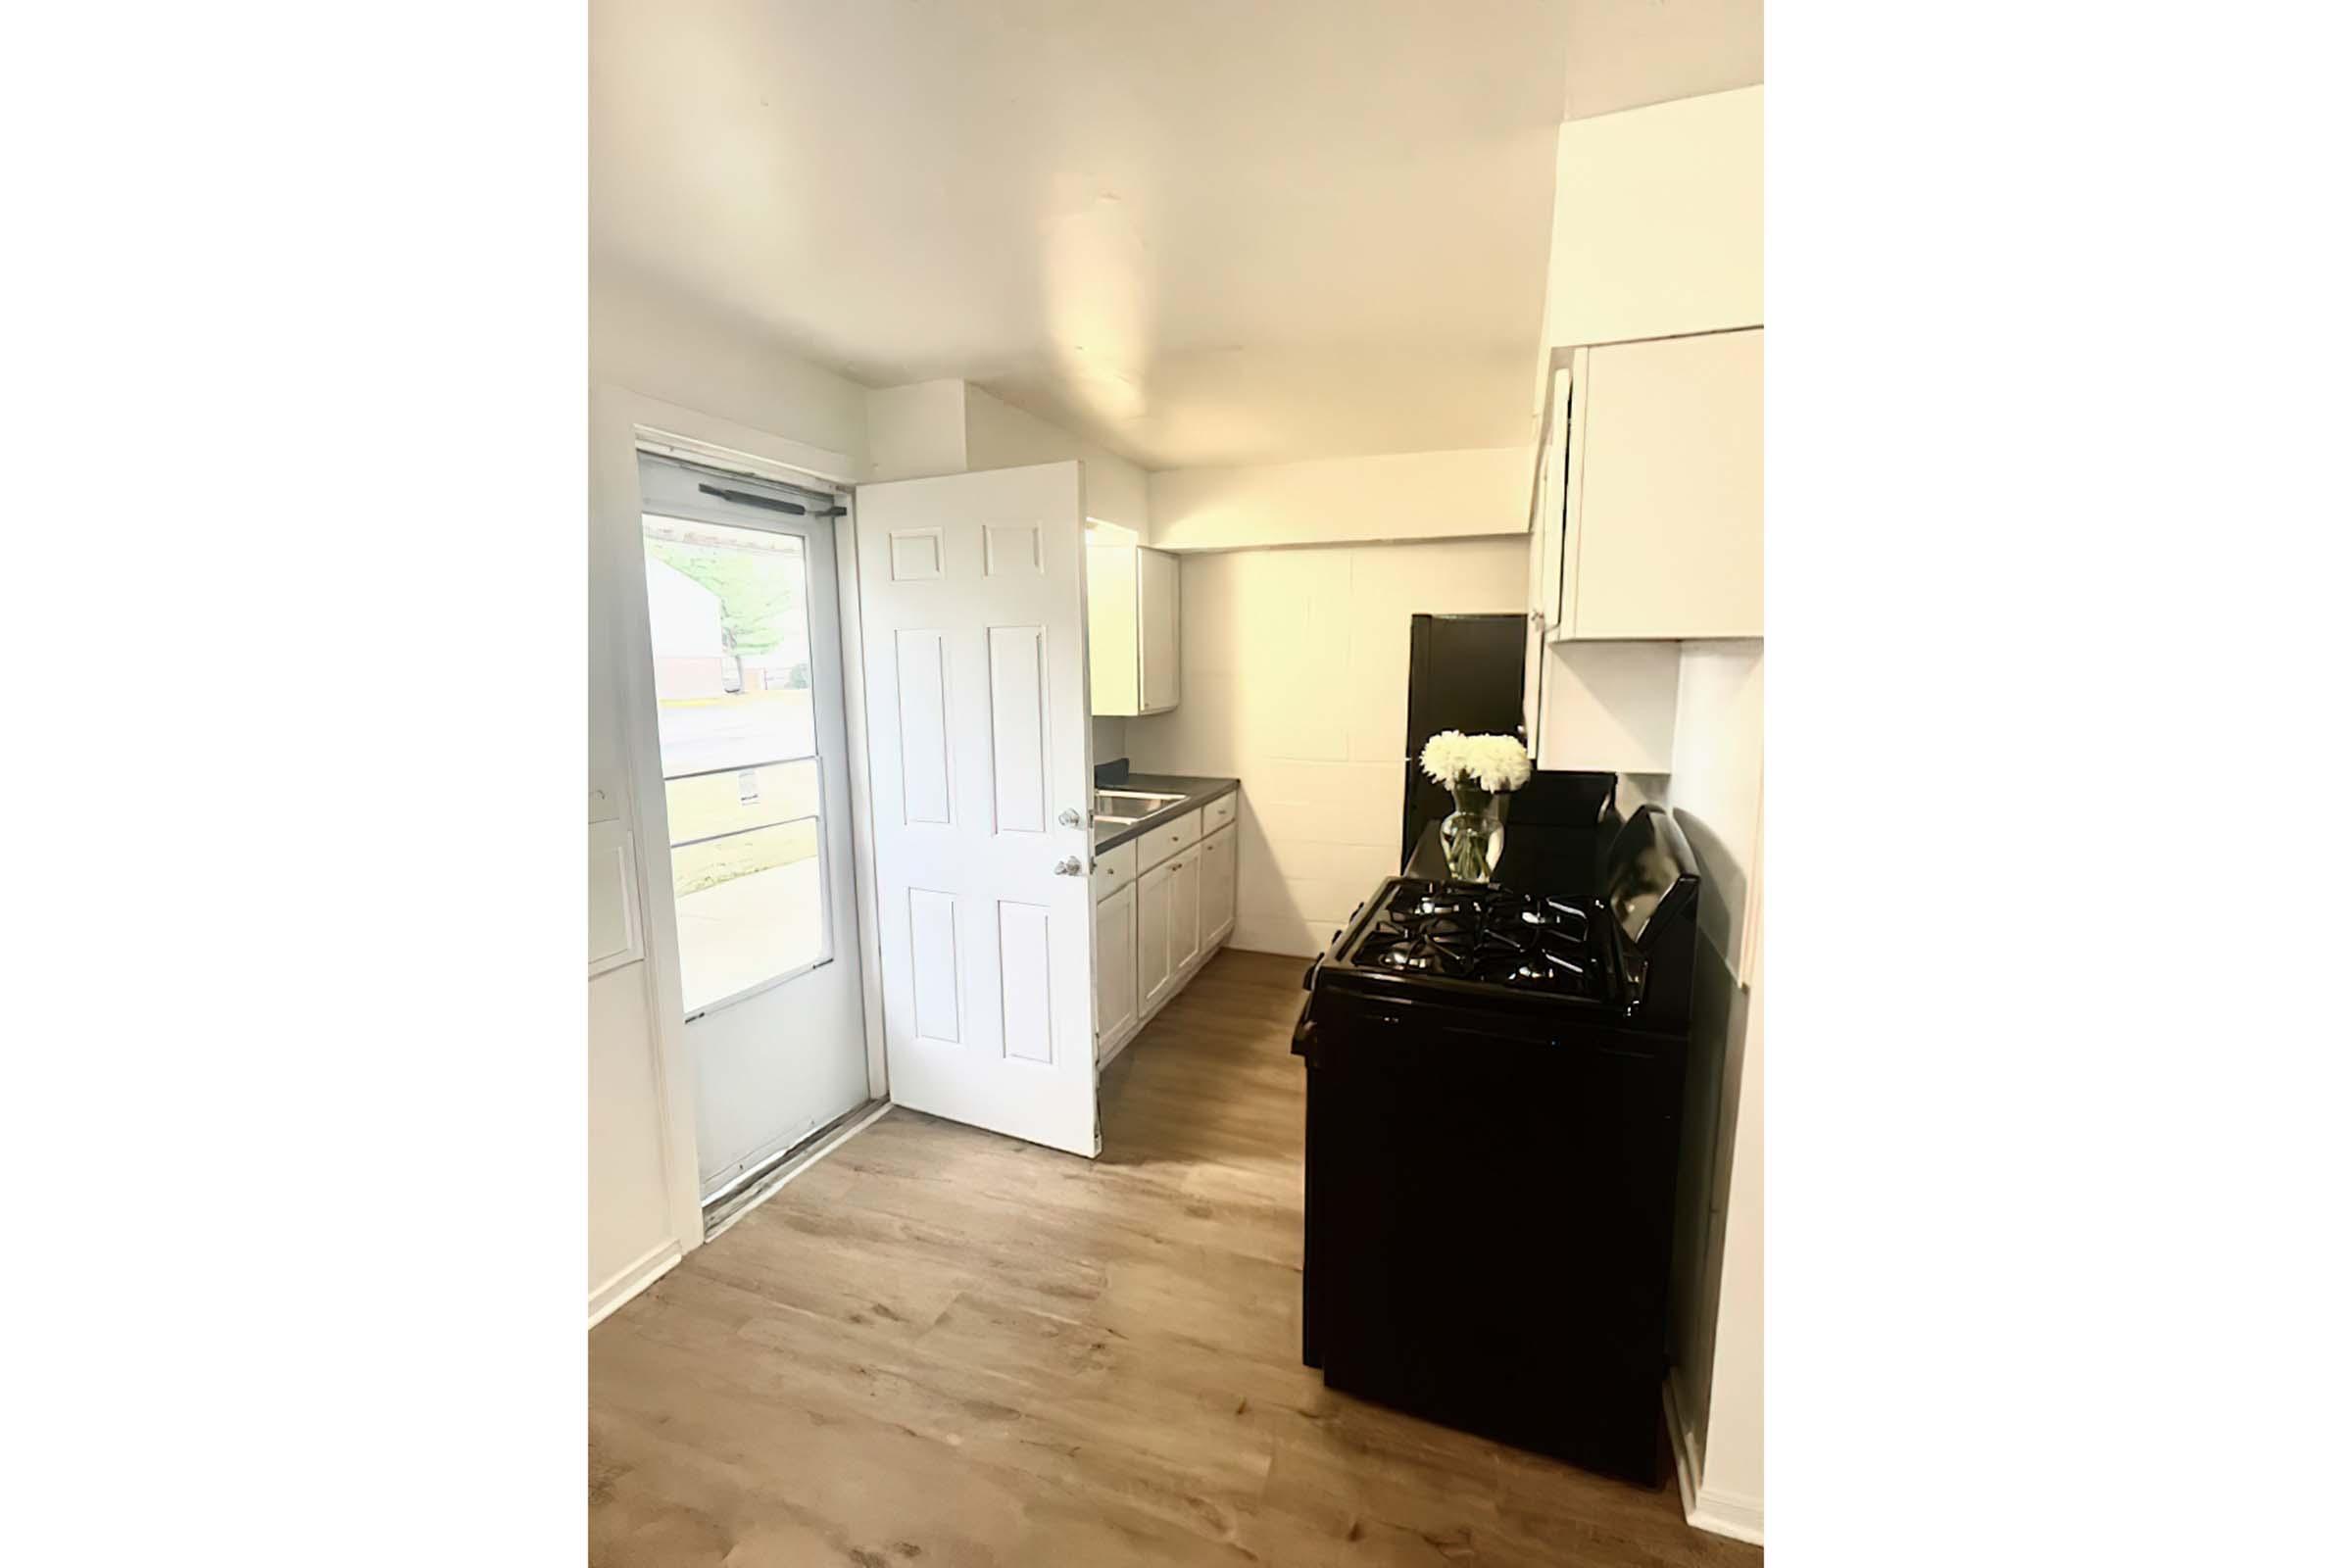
[1394, 891, 1485, 922]
[1484, 891, 1592, 935]
[1340, 879, 1617, 1001]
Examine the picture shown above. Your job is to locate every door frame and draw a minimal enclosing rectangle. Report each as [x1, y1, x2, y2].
[591, 384, 888, 1253]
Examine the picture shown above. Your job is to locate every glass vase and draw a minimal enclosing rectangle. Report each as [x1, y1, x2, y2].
[1441, 782, 1506, 884]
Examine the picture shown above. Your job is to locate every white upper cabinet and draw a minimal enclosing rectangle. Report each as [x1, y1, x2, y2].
[1138, 549, 1179, 711]
[1088, 538, 1179, 716]
[1517, 86, 1762, 768]
[1539, 86, 1762, 355]
[1545, 329, 1763, 642]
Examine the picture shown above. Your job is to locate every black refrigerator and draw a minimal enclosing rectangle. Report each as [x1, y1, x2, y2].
[1401, 612, 1619, 895]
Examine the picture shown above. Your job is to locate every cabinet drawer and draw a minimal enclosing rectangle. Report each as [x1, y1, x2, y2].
[1203, 791, 1237, 832]
[1139, 808, 1201, 870]
[1093, 839, 1138, 901]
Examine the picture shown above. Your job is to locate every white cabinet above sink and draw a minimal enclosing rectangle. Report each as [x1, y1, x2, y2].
[1088, 536, 1179, 715]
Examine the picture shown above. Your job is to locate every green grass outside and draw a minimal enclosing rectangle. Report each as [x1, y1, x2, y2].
[668, 818, 819, 898]
[659, 691, 821, 898]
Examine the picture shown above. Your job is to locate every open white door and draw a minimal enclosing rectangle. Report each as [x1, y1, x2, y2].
[854, 461, 1099, 1157]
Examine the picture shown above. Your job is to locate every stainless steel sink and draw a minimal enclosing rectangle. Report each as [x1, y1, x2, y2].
[1093, 788, 1189, 823]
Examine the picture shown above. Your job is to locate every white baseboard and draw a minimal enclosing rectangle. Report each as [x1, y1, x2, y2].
[1689, 1486, 1764, 1546]
[1662, 1372, 1765, 1546]
[587, 1238, 682, 1329]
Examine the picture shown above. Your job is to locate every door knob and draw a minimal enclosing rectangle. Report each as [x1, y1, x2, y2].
[1053, 857, 1085, 876]
[1058, 808, 1085, 827]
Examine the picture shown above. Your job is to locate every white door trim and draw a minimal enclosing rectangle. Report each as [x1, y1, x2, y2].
[833, 507, 891, 1102]
[591, 382, 876, 1257]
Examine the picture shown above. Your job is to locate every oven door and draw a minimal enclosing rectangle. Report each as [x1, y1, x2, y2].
[1299, 994, 1682, 1485]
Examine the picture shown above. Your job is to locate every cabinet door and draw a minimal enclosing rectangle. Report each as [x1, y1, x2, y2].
[1566, 328, 1762, 640]
[1200, 824, 1237, 947]
[1087, 544, 1141, 716]
[1137, 859, 1174, 1011]
[1137, 548, 1180, 712]
[1094, 883, 1138, 1058]
[1523, 361, 1576, 745]
[1169, 845, 1201, 974]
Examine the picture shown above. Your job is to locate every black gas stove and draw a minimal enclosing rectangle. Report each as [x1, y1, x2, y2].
[1330, 880, 1623, 1004]
[1293, 804, 1702, 1485]
[1310, 797, 1698, 1029]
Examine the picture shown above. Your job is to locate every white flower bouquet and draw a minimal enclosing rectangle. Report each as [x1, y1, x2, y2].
[1418, 730, 1532, 796]
[1418, 731, 1530, 882]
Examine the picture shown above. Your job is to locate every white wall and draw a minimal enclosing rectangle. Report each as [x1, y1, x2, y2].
[1698, 926, 1763, 1527]
[864, 379, 969, 481]
[593, 264, 870, 465]
[1147, 447, 1531, 553]
[1668, 641, 1763, 977]
[865, 378, 1152, 536]
[586, 263, 871, 1314]
[1125, 537, 1528, 956]
[963, 385, 1150, 533]
[1655, 637, 1763, 1537]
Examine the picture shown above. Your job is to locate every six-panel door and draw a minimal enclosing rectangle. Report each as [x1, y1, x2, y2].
[854, 462, 1101, 1158]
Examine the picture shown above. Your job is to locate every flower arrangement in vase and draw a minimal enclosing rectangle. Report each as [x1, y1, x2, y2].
[1417, 730, 1532, 884]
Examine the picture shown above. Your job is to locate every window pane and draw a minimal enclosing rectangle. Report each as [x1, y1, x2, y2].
[669, 819, 824, 1013]
[663, 759, 820, 846]
[641, 510, 828, 1013]
[642, 518, 815, 775]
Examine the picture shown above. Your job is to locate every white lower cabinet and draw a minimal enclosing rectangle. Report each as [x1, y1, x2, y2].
[1136, 858, 1175, 1015]
[1102, 794, 1240, 1058]
[1200, 824, 1236, 947]
[1168, 846, 1201, 976]
[1094, 883, 1137, 1063]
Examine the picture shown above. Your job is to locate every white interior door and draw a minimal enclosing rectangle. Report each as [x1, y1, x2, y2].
[855, 462, 1099, 1157]
[635, 454, 871, 1200]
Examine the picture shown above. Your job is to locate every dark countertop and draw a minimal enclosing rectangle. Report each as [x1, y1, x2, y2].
[1093, 771, 1240, 852]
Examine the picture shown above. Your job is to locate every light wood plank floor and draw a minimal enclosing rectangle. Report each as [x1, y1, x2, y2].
[591, 950, 1762, 1566]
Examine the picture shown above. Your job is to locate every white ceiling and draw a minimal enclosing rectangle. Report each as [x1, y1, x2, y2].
[590, 1, 1760, 471]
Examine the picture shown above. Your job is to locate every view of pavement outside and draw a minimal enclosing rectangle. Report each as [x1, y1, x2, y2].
[643, 519, 827, 1014]
[674, 858, 824, 1012]
[654, 691, 814, 778]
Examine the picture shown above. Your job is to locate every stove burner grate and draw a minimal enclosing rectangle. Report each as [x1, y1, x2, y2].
[1345, 881, 1614, 1000]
